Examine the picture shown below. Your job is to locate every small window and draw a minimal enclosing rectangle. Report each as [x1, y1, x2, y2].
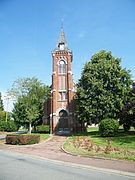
[58, 60, 66, 74]
[59, 92, 67, 101]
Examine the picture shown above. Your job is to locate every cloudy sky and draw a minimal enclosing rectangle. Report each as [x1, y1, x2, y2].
[0, 0, 135, 110]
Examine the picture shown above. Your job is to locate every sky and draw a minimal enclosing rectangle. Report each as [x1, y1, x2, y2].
[0, 0, 135, 110]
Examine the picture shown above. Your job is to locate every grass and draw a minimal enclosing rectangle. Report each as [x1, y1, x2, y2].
[39, 133, 50, 142]
[31, 133, 50, 142]
[63, 127, 135, 161]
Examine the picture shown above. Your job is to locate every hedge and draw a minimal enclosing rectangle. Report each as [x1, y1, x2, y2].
[36, 125, 49, 133]
[99, 118, 119, 137]
[6, 134, 40, 145]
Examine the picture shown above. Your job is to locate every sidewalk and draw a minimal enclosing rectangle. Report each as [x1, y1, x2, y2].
[0, 135, 135, 175]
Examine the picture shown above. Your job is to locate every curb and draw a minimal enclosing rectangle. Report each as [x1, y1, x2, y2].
[61, 137, 135, 161]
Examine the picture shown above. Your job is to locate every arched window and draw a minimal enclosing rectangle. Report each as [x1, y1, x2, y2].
[58, 60, 66, 74]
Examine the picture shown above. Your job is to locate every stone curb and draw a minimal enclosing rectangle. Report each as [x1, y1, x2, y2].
[61, 142, 123, 161]
[61, 137, 129, 161]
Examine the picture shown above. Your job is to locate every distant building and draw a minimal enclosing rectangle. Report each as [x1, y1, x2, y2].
[44, 27, 76, 135]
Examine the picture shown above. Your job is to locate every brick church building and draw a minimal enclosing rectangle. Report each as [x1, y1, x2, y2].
[44, 27, 76, 135]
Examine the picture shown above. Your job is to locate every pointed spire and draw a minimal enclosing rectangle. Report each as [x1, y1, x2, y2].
[58, 21, 67, 44]
[58, 25, 67, 44]
[55, 23, 69, 51]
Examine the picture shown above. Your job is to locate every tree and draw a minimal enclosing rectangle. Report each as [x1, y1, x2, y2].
[76, 50, 133, 124]
[10, 77, 50, 133]
[119, 87, 135, 131]
[12, 97, 29, 128]
[0, 92, 4, 111]
[0, 92, 5, 122]
[0, 111, 6, 121]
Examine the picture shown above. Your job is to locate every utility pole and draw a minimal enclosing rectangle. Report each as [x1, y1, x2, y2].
[5, 97, 9, 122]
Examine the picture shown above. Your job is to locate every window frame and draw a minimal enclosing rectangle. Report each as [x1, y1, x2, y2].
[58, 59, 66, 74]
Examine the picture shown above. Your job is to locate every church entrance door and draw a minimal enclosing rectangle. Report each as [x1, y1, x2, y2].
[57, 110, 70, 135]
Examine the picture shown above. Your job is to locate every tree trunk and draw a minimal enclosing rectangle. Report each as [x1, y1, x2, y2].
[29, 122, 32, 134]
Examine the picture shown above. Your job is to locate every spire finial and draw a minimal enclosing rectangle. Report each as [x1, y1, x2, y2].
[61, 18, 64, 30]
[61, 18, 64, 31]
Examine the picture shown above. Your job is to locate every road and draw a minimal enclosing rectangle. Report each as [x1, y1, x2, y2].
[0, 151, 134, 180]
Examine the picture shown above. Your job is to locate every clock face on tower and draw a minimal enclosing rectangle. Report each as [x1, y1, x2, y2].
[59, 43, 65, 50]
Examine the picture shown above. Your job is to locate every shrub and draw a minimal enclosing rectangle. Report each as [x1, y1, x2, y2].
[0, 121, 17, 132]
[99, 118, 119, 137]
[0, 111, 6, 121]
[36, 125, 49, 133]
[6, 134, 40, 145]
[0, 121, 7, 131]
[123, 123, 130, 132]
[6, 121, 18, 132]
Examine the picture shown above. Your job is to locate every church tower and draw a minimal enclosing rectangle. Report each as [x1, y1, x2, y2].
[50, 27, 75, 134]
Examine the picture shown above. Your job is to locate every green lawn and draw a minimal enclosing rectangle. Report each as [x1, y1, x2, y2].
[63, 127, 135, 161]
[32, 133, 50, 142]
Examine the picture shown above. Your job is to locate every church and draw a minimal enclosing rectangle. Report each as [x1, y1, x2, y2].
[44, 27, 77, 135]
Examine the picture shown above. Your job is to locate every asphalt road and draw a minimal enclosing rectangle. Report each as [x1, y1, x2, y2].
[0, 151, 134, 180]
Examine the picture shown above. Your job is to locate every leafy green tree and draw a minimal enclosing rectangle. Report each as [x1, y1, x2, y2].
[0, 92, 5, 121]
[12, 97, 28, 128]
[0, 92, 4, 111]
[0, 111, 6, 121]
[76, 50, 133, 124]
[10, 77, 50, 133]
[119, 87, 135, 131]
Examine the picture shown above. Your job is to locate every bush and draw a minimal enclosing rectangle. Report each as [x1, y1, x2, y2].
[0, 121, 17, 132]
[0, 121, 7, 131]
[0, 111, 6, 121]
[6, 134, 40, 145]
[123, 124, 130, 132]
[36, 125, 49, 133]
[6, 121, 18, 132]
[99, 119, 119, 137]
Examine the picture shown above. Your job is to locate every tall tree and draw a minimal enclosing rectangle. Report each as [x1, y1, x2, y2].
[119, 86, 135, 131]
[0, 92, 4, 111]
[76, 50, 133, 124]
[10, 77, 50, 133]
[0, 111, 6, 121]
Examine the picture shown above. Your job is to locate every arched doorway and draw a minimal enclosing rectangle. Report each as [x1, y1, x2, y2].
[57, 110, 70, 135]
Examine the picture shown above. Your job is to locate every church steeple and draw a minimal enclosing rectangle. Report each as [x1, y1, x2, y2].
[50, 26, 75, 135]
[55, 26, 69, 51]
